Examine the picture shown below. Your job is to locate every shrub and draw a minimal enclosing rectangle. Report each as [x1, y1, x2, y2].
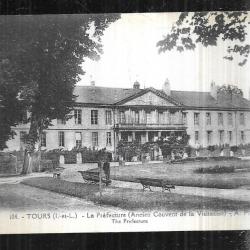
[207, 145, 216, 152]
[230, 146, 238, 153]
[194, 165, 235, 174]
[0, 152, 18, 174]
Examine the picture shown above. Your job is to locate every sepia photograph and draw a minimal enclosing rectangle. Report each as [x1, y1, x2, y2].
[1, 11, 250, 233]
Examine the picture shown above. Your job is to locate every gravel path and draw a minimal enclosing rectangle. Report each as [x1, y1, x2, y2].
[111, 180, 250, 203]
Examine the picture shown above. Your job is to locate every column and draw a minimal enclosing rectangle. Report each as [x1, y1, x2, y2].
[128, 108, 132, 124]
[166, 110, 170, 124]
[118, 132, 121, 141]
[139, 110, 143, 124]
[178, 110, 182, 124]
[155, 109, 158, 124]
[158, 131, 161, 139]
[132, 131, 136, 141]
[145, 131, 149, 142]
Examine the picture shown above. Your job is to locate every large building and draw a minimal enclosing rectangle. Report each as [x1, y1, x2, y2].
[6, 81, 250, 152]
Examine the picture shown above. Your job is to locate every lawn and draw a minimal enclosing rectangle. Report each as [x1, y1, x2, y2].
[22, 177, 250, 211]
[110, 159, 250, 189]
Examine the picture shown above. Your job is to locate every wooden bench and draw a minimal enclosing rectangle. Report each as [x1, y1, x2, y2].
[137, 178, 175, 192]
[78, 171, 111, 185]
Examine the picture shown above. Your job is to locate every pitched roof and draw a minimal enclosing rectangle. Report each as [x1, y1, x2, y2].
[74, 85, 250, 110]
[171, 90, 250, 109]
[74, 86, 141, 104]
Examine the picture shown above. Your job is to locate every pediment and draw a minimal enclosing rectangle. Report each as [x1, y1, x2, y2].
[121, 91, 176, 106]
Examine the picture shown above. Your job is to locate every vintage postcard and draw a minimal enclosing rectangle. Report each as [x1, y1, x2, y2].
[0, 12, 250, 233]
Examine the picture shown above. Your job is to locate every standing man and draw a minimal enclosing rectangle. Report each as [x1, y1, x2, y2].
[103, 158, 111, 186]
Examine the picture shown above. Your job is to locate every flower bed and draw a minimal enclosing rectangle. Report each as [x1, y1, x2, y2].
[194, 165, 235, 174]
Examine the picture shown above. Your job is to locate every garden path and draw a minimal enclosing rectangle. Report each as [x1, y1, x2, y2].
[111, 180, 250, 203]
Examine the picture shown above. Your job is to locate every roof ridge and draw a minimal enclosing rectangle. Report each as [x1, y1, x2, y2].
[171, 90, 210, 94]
[75, 85, 136, 90]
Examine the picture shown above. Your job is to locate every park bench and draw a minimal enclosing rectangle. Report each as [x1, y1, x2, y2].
[137, 177, 175, 192]
[78, 170, 111, 185]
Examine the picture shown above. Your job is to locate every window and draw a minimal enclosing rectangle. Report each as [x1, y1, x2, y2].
[228, 113, 233, 126]
[134, 111, 140, 124]
[92, 132, 98, 147]
[58, 131, 65, 147]
[240, 113, 245, 125]
[206, 112, 211, 125]
[195, 131, 199, 144]
[119, 111, 125, 123]
[75, 132, 82, 147]
[194, 113, 200, 125]
[207, 131, 212, 145]
[57, 118, 66, 125]
[228, 131, 233, 143]
[146, 112, 151, 124]
[170, 113, 176, 124]
[219, 130, 224, 144]
[106, 132, 112, 146]
[158, 112, 164, 124]
[182, 112, 187, 125]
[241, 131, 245, 142]
[74, 109, 82, 125]
[105, 110, 112, 125]
[41, 132, 46, 147]
[91, 110, 98, 125]
[218, 113, 223, 125]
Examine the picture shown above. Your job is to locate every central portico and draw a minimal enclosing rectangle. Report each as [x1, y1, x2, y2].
[112, 85, 187, 149]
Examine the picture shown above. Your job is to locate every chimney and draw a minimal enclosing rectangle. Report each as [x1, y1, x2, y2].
[162, 78, 171, 95]
[133, 81, 140, 89]
[210, 81, 218, 99]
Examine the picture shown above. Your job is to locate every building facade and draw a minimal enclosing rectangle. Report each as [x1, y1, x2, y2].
[5, 81, 250, 152]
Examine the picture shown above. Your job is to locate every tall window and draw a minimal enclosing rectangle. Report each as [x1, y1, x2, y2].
[228, 112, 233, 126]
[105, 110, 112, 125]
[41, 132, 46, 147]
[146, 112, 151, 124]
[240, 113, 245, 125]
[106, 132, 112, 146]
[218, 113, 223, 125]
[134, 111, 140, 124]
[195, 131, 199, 144]
[241, 131, 245, 142]
[182, 112, 187, 125]
[57, 118, 66, 125]
[219, 130, 224, 144]
[228, 131, 233, 143]
[207, 131, 212, 145]
[206, 112, 211, 125]
[74, 109, 82, 125]
[194, 113, 200, 125]
[91, 110, 98, 125]
[58, 131, 65, 147]
[75, 132, 82, 147]
[119, 111, 125, 123]
[158, 112, 164, 124]
[92, 132, 98, 147]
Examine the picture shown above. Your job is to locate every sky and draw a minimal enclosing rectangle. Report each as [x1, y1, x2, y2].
[79, 12, 250, 98]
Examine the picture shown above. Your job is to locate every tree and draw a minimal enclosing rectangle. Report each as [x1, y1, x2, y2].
[0, 14, 119, 173]
[157, 11, 250, 66]
[217, 84, 243, 96]
[0, 79, 23, 150]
